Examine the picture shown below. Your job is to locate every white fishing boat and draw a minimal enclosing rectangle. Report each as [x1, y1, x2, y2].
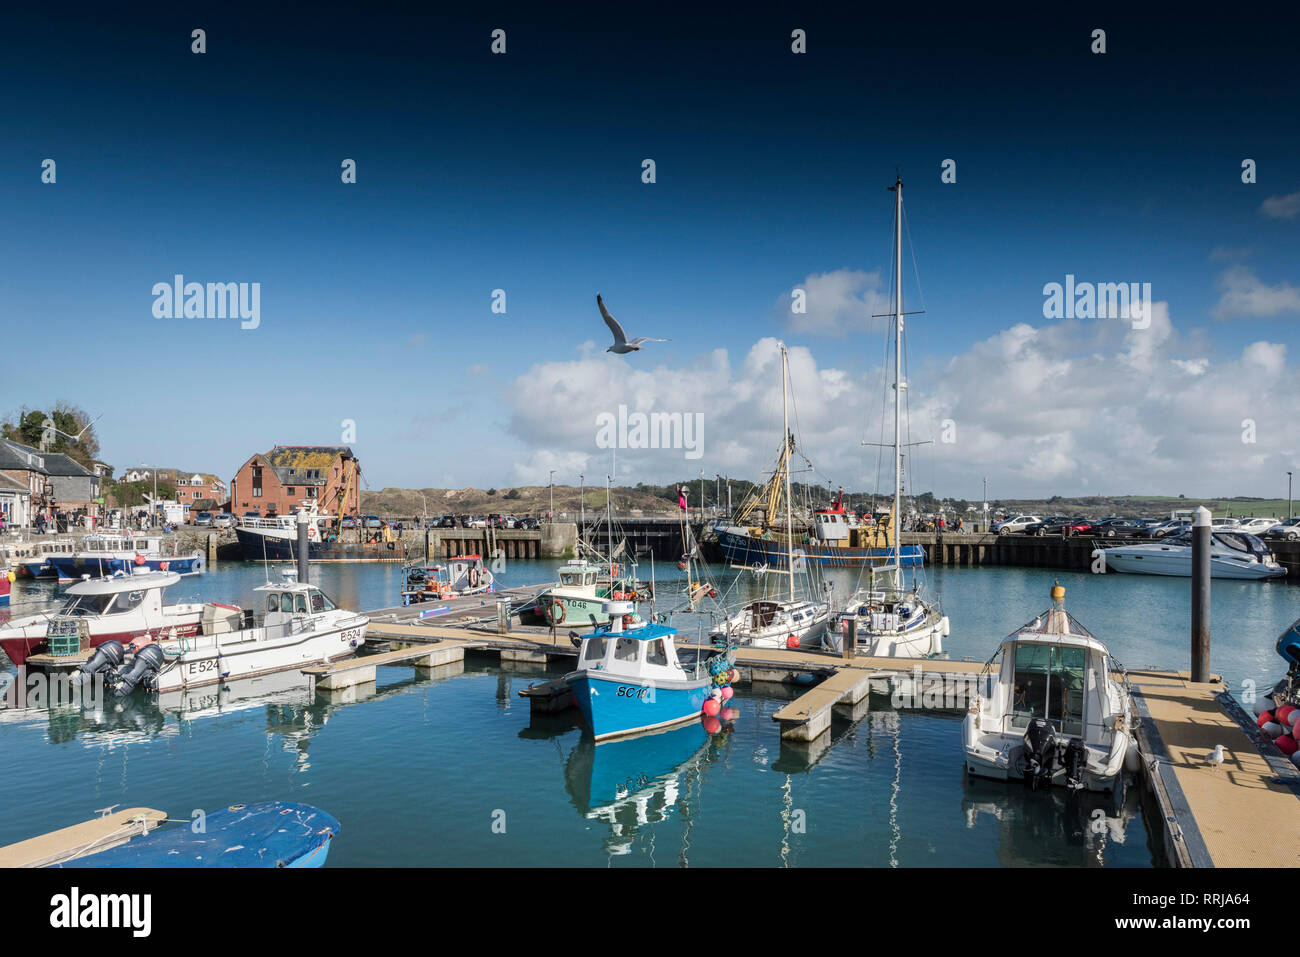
[829, 176, 946, 658]
[401, 554, 494, 604]
[1102, 530, 1285, 580]
[710, 344, 830, 650]
[963, 584, 1139, 792]
[77, 569, 368, 695]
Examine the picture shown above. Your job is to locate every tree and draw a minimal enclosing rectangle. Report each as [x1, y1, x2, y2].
[1, 402, 101, 469]
[504, 488, 521, 500]
[486, 488, 497, 496]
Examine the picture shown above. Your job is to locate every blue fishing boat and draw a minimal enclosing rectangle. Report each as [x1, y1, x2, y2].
[568, 602, 737, 742]
[56, 802, 339, 868]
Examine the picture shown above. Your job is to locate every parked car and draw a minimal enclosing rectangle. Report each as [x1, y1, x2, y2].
[485, 514, 506, 528]
[1137, 520, 1189, 539]
[1263, 517, 1300, 541]
[192, 510, 214, 527]
[241, 511, 262, 524]
[1023, 516, 1071, 536]
[212, 513, 236, 528]
[361, 514, 382, 529]
[339, 516, 358, 529]
[992, 515, 1042, 535]
[1234, 517, 1279, 535]
[435, 514, 457, 528]
[1094, 517, 1142, 538]
[516, 516, 540, 530]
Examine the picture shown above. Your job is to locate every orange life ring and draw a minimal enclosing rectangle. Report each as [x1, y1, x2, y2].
[545, 599, 566, 625]
[134, 554, 145, 566]
[160, 561, 169, 571]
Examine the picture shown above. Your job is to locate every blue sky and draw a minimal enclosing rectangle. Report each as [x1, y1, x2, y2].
[1, 4, 1297, 500]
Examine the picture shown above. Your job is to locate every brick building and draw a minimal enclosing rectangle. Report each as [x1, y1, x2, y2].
[230, 446, 360, 518]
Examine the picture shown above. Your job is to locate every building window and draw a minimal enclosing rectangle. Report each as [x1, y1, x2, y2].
[253, 488, 262, 498]
[287, 487, 296, 495]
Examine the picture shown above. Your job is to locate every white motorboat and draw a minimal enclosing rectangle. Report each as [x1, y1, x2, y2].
[963, 584, 1139, 792]
[77, 569, 368, 694]
[1102, 530, 1286, 580]
[0, 569, 207, 667]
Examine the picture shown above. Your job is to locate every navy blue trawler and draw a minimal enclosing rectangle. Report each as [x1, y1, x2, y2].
[235, 502, 408, 563]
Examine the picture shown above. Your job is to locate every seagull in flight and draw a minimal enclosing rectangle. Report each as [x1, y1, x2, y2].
[597, 294, 669, 354]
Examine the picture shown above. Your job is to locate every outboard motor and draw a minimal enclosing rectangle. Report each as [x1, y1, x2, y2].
[110, 644, 166, 697]
[1061, 736, 1087, 792]
[75, 640, 125, 685]
[1021, 718, 1057, 790]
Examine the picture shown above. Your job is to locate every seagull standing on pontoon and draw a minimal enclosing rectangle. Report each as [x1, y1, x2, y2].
[597, 293, 670, 354]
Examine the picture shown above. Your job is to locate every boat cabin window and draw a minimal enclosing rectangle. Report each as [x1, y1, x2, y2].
[614, 637, 640, 663]
[267, 594, 280, 613]
[58, 593, 118, 617]
[645, 638, 668, 666]
[295, 594, 308, 614]
[120, 590, 146, 611]
[583, 636, 607, 664]
[1009, 643, 1086, 737]
[309, 589, 336, 613]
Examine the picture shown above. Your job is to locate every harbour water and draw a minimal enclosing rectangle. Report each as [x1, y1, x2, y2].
[1, 559, 1293, 867]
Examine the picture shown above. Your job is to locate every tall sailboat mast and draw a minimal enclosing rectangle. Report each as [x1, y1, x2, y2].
[782, 344, 795, 603]
[890, 176, 904, 571]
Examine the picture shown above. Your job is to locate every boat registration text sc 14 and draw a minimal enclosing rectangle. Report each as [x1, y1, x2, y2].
[616, 685, 653, 700]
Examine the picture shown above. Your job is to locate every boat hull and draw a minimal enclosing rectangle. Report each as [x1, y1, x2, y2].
[1102, 548, 1286, 579]
[1, 621, 202, 668]
[235, 527, 406, 563]
[48, 555, 205, 579]
[570, 670, 711, 741]
[714, 526, 925, 568]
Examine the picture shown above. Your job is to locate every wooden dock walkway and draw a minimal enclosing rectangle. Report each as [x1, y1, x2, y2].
[0, 807, 166, 868]
[1130, 671, 1300, 868]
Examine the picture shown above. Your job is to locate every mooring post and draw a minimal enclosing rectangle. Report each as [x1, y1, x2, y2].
[296, 510, 310, 584]
[496, 598, 510, 635]
[843, 617, 856, 660]
[1191, 505, 1211, 682]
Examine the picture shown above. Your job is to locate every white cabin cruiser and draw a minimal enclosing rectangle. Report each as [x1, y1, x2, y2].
[1102, 530, 1285, 580]
[963, 585, 1139, 793]
[77, 570, 369, 695]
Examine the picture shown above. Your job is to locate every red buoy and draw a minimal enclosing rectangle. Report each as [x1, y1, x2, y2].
[721, 685, 734, 700]
[786, 635, 800, 649]
[1277, 704, 1297, 727]
[1274, 734, 1298, 756]
[1257, 710, 1275, 728]
[702, 698, 721, 716]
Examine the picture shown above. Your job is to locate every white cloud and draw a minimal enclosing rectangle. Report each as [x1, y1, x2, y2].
[777, 268, 891, 336]
[1213, 265, 1300, 320]
[1260, 190, 1300, 220]
[504, 302, 1300, 498]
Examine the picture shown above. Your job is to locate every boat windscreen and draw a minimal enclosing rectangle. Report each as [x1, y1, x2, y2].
[1009, 643, 1086, 737]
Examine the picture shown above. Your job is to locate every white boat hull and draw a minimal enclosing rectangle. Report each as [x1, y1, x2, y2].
[154, 615, 368, 692]
[1103, 547, 1285, 579]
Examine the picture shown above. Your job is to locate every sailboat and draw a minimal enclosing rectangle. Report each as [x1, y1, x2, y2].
[829, 176, 947, 658]
[710, 344, 830, 650]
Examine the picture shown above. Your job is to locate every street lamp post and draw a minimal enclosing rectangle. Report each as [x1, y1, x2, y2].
[579, 474, 584, 533]
[549, 470, 556, 522]
[1289, 471, 1293, 520]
